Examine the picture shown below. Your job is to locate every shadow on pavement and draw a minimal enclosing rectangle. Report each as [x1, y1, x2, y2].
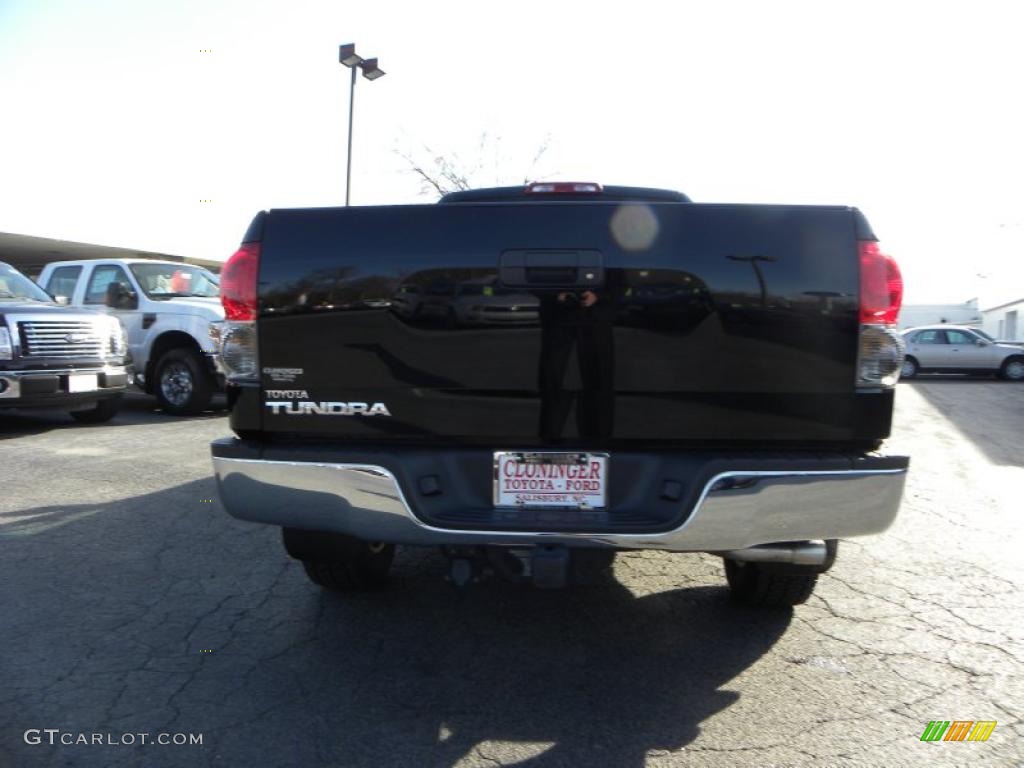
[297, 576, 791, 767]
[905, 378, 1024, 467]
[0, 392, 227, 440]
[1, 479, 791, 768]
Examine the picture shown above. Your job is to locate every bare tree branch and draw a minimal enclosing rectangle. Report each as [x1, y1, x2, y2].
[394, 149, 449, 197]
[395, 133, 554, 198]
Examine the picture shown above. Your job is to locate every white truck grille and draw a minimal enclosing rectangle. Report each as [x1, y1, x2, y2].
[19, 320, 109, 358]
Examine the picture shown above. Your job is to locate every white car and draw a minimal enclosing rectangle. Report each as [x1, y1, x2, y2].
[37, 259, 224, 414]
[900, 325, 1024, 381]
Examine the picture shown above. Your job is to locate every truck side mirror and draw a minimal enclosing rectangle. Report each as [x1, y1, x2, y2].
[54, 295, 70, 306]
[105, 283, 139, 310]
[119, 288, 139, 310]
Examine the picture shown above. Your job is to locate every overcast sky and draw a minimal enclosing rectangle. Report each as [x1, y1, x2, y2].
[1, 0, 1022, 305]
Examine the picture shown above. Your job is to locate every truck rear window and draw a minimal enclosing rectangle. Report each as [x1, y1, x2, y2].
[45, 265, 82, 299]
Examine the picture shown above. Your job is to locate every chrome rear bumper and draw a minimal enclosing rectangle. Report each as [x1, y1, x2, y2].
[212, 452, 907, 552]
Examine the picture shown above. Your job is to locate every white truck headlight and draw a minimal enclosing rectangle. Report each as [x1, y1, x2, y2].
[105, 317, 127, 358]
[0, 326, 12, 361]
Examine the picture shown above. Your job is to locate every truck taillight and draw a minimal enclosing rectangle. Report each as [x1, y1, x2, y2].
[221, 243, 260, 322]
[857, 240, 905, 389]
[218, 242, 260, 382]
[218, 322, 259, 382]
[859, 241, 902, 325]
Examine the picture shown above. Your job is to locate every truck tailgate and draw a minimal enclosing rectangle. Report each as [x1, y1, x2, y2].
[255, 202, 887, 446]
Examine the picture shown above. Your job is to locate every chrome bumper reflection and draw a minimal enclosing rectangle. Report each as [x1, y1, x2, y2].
[212, 455, 907, 551]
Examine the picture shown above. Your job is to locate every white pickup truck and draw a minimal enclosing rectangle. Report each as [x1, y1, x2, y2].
[37, 259, 224, 414]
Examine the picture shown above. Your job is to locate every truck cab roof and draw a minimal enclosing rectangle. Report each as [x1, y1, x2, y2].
[439, 184, 691, 204]
[42, 258, 194, 269]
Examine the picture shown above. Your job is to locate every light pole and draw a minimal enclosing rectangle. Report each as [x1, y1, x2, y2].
[339, 44, 386, 206]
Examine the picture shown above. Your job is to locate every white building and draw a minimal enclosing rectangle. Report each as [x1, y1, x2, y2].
[898, 300, 982, 330]
[983, 298, 1024, 342]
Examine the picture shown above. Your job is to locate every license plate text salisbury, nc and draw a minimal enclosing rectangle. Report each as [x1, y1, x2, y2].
[495, 453, 608, 509]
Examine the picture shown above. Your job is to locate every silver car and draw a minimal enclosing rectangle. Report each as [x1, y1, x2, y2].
[900, 325, 1024, 380]
[452, 278, 539, 326]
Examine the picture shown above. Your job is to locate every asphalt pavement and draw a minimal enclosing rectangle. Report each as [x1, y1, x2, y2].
[1, 381, 1021, 767]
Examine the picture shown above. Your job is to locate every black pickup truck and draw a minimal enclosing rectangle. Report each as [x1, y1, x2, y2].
[210, 182, 909, 606]
[1, 261, 129, 422]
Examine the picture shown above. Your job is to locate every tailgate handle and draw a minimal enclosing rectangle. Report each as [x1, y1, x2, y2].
[499, 249, 604, 288]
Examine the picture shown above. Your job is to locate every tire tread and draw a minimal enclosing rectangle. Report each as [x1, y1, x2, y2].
[299, 543, 395, 591]
[69, 395, 122, 423]
[725, 559, 819, 607]
[155, 348, 213, 415]
[999, 355, 1024, 381]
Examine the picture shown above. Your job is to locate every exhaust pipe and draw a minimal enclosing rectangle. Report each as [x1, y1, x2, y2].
[719, 541, 829, 567]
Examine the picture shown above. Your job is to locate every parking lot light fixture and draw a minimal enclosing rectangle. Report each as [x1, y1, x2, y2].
[359, 58, 385, 80]
[339, 44, 363, 67]
[339, 43, 386, 206]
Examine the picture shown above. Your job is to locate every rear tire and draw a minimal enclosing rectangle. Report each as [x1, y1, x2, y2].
[69, 395, 122, 424]
[724, 559, 819, 607]
[155, 348, 213, 415]
[283, 529, 395, 591]
[999, 356, 1024, 381]
[900, 356, 918, 379]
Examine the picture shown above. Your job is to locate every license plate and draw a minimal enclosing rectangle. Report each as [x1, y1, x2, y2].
[68, 374, 99, 393]
[494, 452, 608, 509]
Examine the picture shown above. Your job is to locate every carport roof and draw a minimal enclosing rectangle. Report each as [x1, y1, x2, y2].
[0, 232, 223, 275]
[982, 297, 1024, 313]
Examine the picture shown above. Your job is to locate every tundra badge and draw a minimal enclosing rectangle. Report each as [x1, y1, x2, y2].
[265, 401, 391, 416]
